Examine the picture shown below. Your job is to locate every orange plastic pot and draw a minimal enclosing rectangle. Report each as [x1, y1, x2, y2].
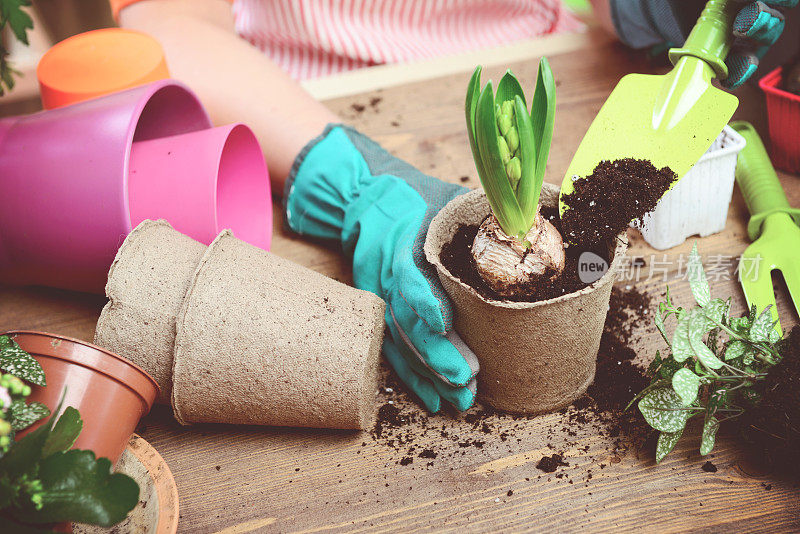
[38, 28, 169, 109]
[7, 331, 159, 463]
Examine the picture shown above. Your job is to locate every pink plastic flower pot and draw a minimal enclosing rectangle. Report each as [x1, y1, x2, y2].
[129, 124, 271, 249]
[759, 67, 800, 174]
[0, 79, 273, 293]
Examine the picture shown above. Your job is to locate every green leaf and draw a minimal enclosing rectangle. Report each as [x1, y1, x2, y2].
[671, 368, 701, 406]
[474, 81, 526, 236]
[768, 325, 781, 344]
[701, 298, 729, 324]
[0, 0, 33, 45]
[687, 244, 711, 307]
[671, 311, 693, 363]
[522, 57, 555, 224]
[656, 429, 683, 463]
[495, 70, 526, 107]
[688, 310, 724, 370]
[700, 416, 720, 456]
[42, 407, 83, 457]
[9, 400, 49, 431]
[749, 306, 773, 343]
[0, 397, 62, 478]
[654, 305, 670, 345]
[638, 387, 692, 433]
[20, 450, 139, 526]
[724, 340, 746, 361]
[0, 414, 51, 479]
[0, 342, 46, 386]
[512, 94, 538, 226]
[465, 66, 482, 145]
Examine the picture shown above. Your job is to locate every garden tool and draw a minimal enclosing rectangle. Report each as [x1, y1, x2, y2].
[559, 0, 739, 216]
[730, 121, 800, 331]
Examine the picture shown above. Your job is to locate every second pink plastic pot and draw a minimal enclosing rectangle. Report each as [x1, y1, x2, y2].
[129, 124, 271, 249]
[0, 80, 272, 292]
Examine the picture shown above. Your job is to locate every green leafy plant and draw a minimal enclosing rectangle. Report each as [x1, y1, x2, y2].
[0, 335, 49, 450]
[0, 0, 33, 95]
[465, 58, 556, 238]
[0, 335, 140, 529]
[631, 244, 783, 462]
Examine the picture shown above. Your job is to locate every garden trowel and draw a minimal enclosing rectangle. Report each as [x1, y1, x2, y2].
[730, 121, 800, 332]
[559, 0, 739, 215]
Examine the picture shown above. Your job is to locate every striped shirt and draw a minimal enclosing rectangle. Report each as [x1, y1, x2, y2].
[113, 0, 582, 80]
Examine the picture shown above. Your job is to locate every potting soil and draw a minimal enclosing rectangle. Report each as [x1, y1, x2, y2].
[439, 207, 610, 303]
[561, 158, 676, 247]
[739, 326, 800, 481]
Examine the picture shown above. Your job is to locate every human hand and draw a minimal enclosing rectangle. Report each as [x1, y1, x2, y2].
[606, 0, 796, 88]
[284, 125, 478, 412]
[724, 0, 798, 88]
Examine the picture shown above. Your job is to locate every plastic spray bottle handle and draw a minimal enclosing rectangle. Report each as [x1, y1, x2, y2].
[668, 0, 735, 80]
[730, 120, 800, 240]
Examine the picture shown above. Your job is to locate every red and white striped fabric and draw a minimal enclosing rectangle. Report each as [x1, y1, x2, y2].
[232, 0, 582, 80]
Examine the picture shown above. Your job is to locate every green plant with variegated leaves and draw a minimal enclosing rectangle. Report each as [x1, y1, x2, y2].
[0, 335, 49, 452]
[0, 335, 140, 529]
[630, 243, 784, 463]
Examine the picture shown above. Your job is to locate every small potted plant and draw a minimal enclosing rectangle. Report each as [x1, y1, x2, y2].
[0, 336, 140, 531]
[425, 60, 627, 414]
[7, 332, 159, 464]
[632, 245, 799, 476]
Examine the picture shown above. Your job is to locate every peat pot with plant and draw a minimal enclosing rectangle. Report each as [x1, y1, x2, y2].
[425, 60, 627, 414]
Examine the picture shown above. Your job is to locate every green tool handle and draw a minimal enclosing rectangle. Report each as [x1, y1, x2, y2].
[668, 0, 735, 79]
[731, 120, 800, 240]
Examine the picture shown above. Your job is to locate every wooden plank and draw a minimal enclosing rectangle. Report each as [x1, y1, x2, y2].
[1, 30, 799, 533]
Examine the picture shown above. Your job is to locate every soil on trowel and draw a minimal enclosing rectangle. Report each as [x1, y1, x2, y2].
[561, 158, 676, 247]
[439, 207, 610, 303]
[739, 326, 800, 481]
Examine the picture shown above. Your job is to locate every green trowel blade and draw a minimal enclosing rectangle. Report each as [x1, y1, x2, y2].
[559, 58, 738, 215]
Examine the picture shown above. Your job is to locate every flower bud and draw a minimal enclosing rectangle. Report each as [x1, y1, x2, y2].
[505, 126, 519, 154]
[497, 137, 511, 164]
[506, 157, 522, 189]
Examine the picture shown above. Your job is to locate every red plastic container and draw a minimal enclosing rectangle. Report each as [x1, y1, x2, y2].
[8, 331, 159, 464]
[759, 67, 800, 174]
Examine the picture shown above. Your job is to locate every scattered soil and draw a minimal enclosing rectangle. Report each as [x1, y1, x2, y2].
[536, 454, 569, 473]
[579, 287, 652, 443]
[439, 207, 612, 303]
[561, 158, 676, 247]
[370, 286, 655, 478]
[739, 326, 800, 480]
[701, 461, 717, 473]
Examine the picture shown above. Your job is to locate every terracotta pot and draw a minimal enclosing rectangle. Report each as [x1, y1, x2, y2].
[8, 331, 159, 463]
[424, 184, 627, 414]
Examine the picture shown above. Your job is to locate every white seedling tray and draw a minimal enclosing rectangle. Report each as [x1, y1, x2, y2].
[635, 125, 746, 250]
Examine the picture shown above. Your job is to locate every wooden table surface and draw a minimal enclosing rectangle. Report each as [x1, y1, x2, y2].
[2, 28, 800, 533]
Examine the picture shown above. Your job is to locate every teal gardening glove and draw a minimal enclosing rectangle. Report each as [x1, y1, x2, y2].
[284, 125, 478, 412]
[610, 0, 797, 88]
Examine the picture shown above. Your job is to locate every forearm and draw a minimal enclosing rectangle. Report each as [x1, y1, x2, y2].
[119, 0, 339, 192]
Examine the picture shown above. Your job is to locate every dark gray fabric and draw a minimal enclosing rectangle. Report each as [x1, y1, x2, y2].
[610, 0, 703, 48]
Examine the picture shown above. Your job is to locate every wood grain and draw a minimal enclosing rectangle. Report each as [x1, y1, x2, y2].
[1, 28, 799, 533]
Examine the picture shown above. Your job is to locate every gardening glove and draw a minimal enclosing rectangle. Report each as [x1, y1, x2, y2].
[284, 124, 479, 413]
[608, 0, 797, 88]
